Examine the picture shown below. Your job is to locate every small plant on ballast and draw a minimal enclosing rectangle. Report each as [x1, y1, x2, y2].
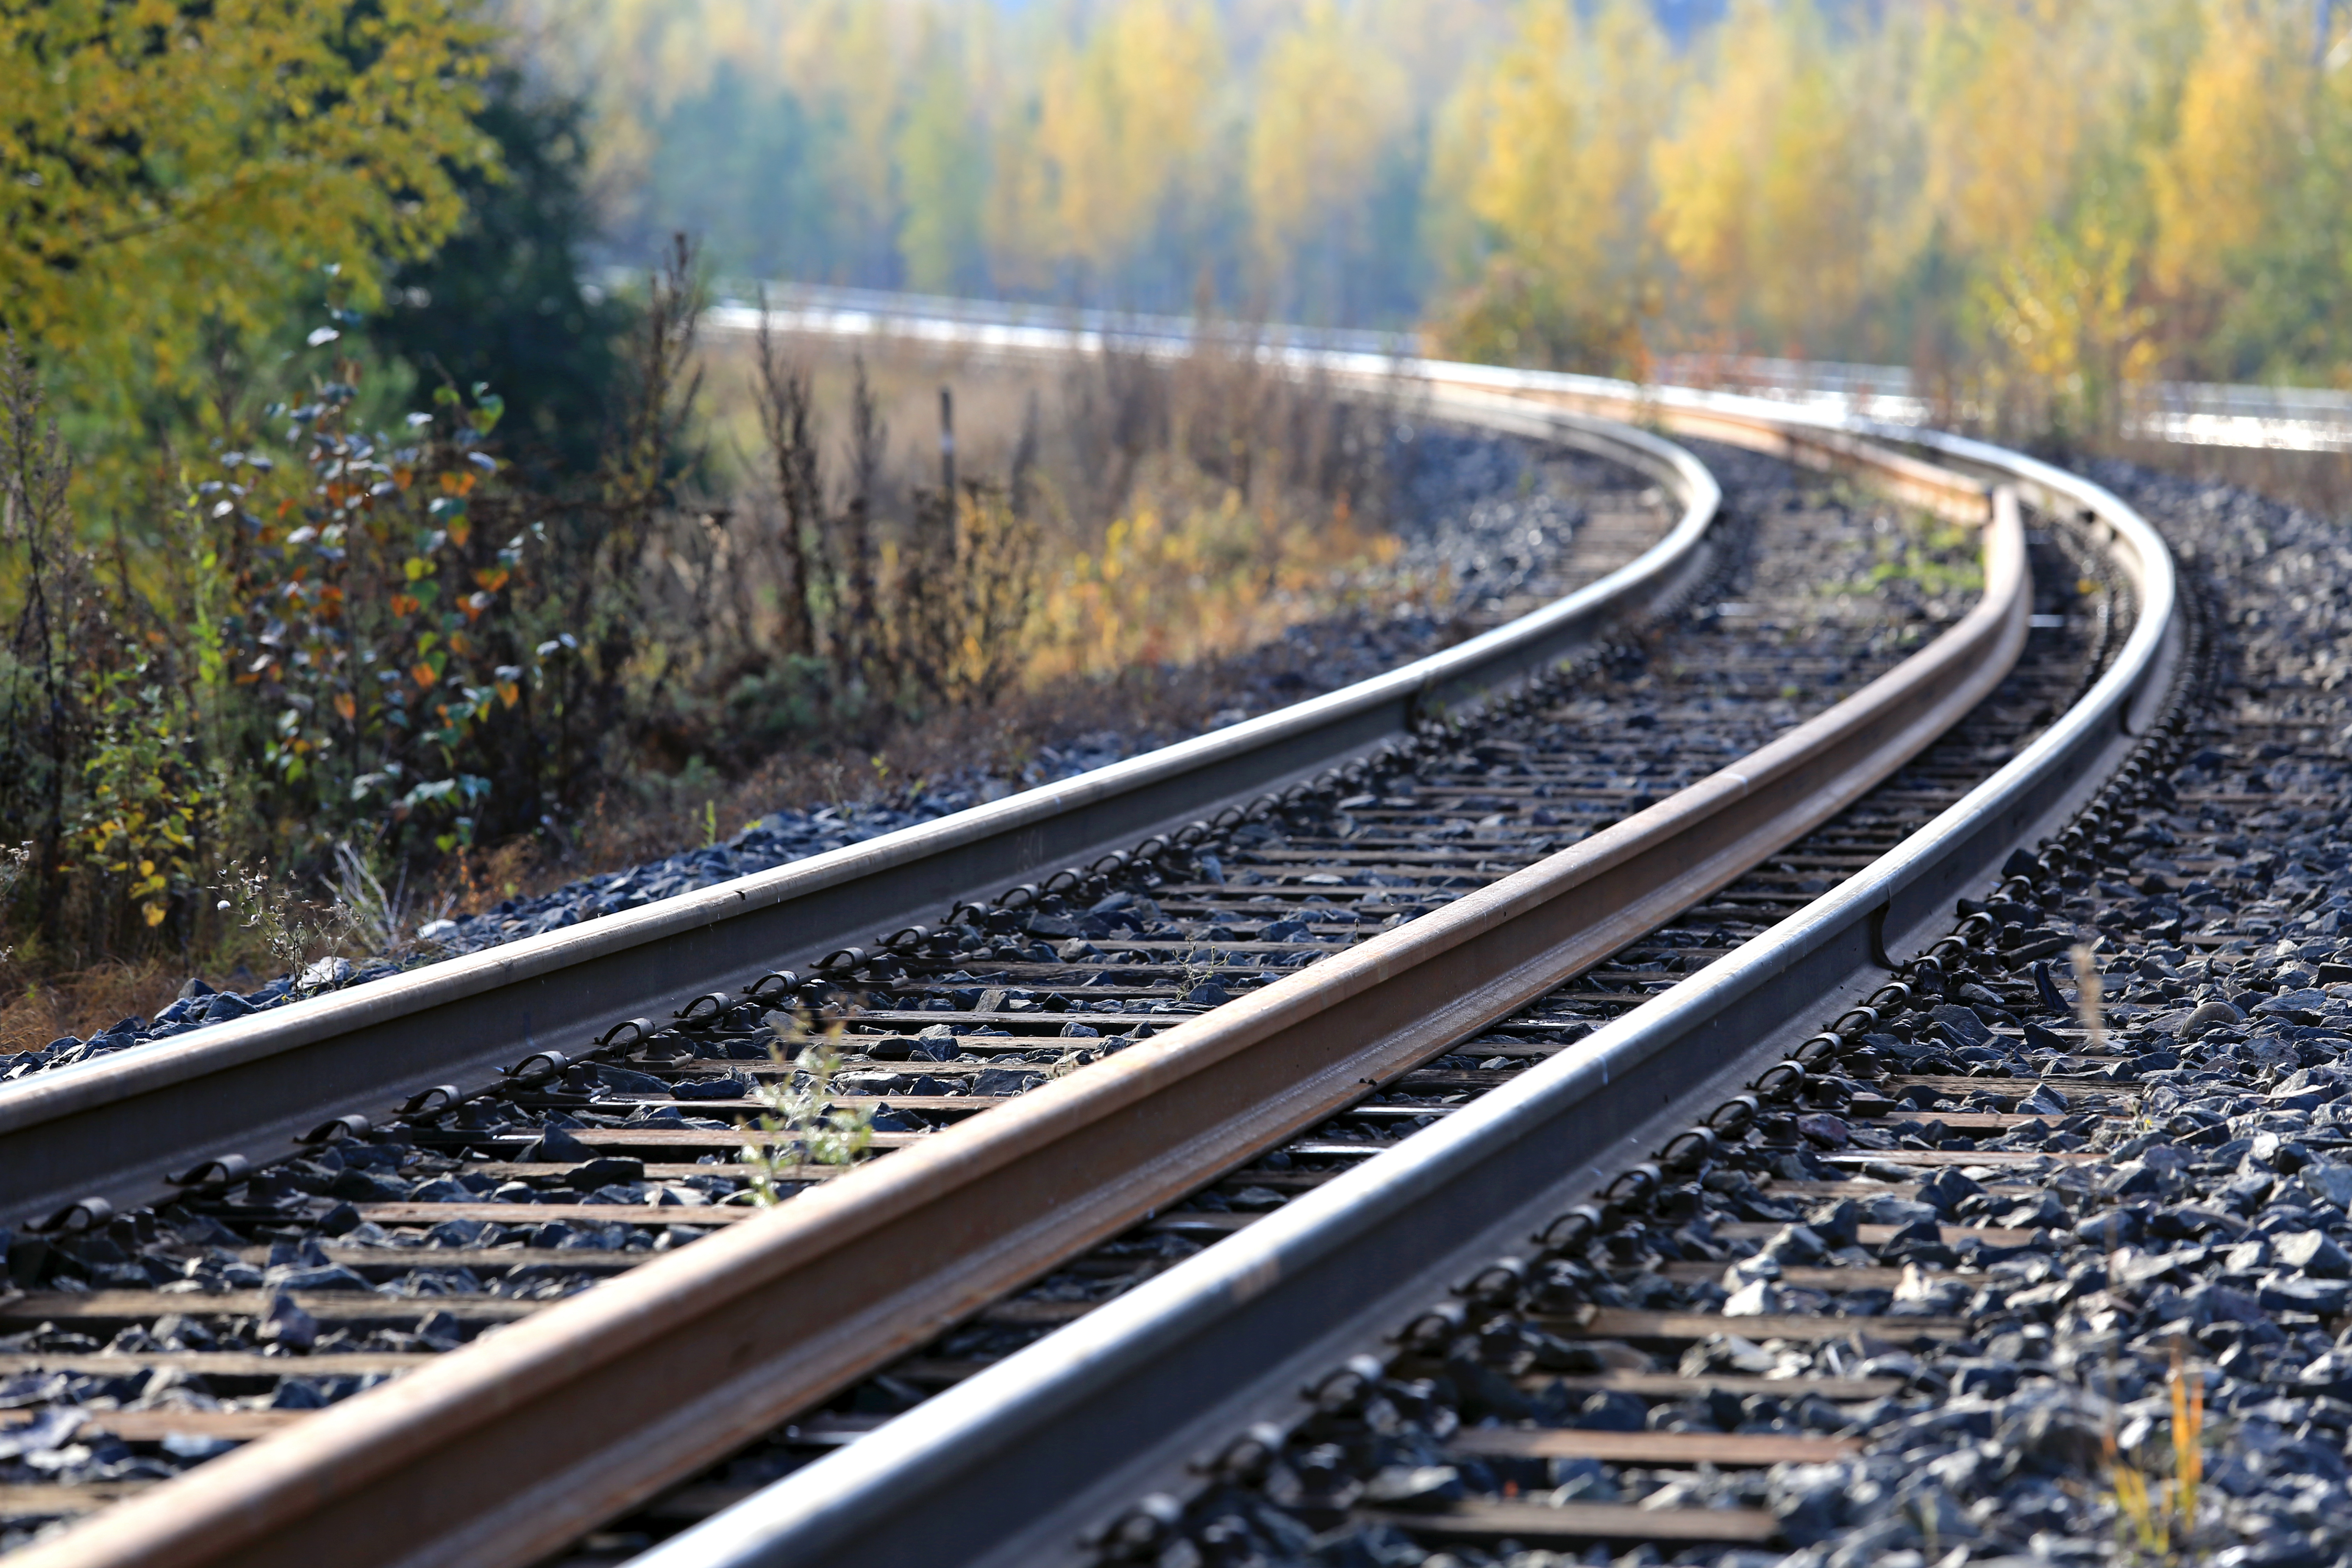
[736, 1009, 875, 1205]
[2105, 1341, 2207, 1561]
[328, 838, 453, 963]
[214, 858, 356, 978]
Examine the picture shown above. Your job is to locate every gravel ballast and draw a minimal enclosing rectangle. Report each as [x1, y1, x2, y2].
[1070, 466, 2352, 1568]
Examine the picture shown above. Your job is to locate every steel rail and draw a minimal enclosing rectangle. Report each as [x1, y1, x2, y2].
[626, 428, 2180, 1568]
[0, 397, 1718, 1234]
[18, 418, 2024, 1568]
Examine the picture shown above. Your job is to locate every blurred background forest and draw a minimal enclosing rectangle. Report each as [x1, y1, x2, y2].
[540, 0, 2352, 421]
[3, 0, 2347, 1019]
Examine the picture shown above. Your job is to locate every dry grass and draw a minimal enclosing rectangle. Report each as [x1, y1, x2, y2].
[450, 574, 1454, 916]
[0, 877, 372, 1052]
[3, 326, 1431, 1048]
[1024, 452, 1405, 679]
[2, 665, 1215, 1036]
[696, 329, 1055, 503]
[0, 961, 187, 1055]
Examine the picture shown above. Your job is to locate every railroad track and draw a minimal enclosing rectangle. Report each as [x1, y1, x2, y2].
[0, 366, 2178, 1566]
[578, 416, 2188, 1565]
[0, 394, 1715, 1235]
[0, 392, 1721, 1560]
[563, 486, 2117, 1564]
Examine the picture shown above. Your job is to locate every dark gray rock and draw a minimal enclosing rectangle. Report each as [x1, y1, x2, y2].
[667, 1074, 752, 1101]
[520, 1126, 599, 1162]
[256, 1294, 319, 1350]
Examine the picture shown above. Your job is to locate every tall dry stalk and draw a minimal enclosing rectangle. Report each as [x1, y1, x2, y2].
[2071, 942, 2108, 1055]
[2106, 1342, 2205, 1561]
[752, 297, 823, 662]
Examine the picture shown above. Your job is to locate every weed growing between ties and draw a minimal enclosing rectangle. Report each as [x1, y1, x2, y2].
[2069, 940, 2212, 1562]
[2072, 939, 2219, 1562]
[1830, 492, 1987, 619]
[2073, 942, 2110, 1055]
[738, 1011, 876, 1205]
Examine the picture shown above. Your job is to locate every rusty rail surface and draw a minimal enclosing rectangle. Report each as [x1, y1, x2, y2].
[18, 411, 2026, 1568]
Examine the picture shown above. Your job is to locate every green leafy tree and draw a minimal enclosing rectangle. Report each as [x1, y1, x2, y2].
[177, 315, 557, 866]
[369, 69, 633, 484]
[0, 0, 500, 420]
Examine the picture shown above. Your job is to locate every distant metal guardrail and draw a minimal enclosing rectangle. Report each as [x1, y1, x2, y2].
[715, 277, 2352, 454]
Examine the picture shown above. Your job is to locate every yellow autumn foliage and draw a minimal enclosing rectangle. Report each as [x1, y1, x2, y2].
[1026, 456, 1403, 683]
[1427, 0, 1668, 372]
[1913, 0, 2121, 264]
[1247, 2, 1407, 287]
[512, 0, 2352, 398]
[1029, 0, 1223, 281]
[2149, 0, 2293, 298]
[1654, 0, 1871, 350]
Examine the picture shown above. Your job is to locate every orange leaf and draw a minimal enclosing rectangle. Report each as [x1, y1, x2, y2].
[411, 662, 439, 689]
[333, 692, 357, 721]
[472, 566, 509, 592]
[495, 681, 520, 708]
[391, 593, 420, 616]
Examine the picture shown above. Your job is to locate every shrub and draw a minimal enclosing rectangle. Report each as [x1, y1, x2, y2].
[1, 250, 1408, 984]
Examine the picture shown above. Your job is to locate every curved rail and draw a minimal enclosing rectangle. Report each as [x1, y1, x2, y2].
[624, 400, 2180, 1568]
[0, 401, 1717, 1233]
[17, 406, 2052, 1568]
